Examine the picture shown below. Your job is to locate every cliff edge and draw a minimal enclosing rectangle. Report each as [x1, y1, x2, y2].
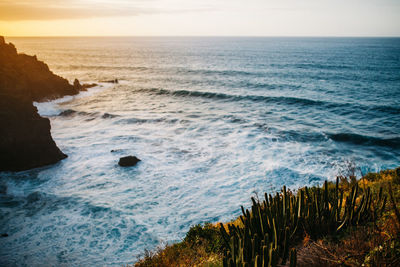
[0, 36, 84, 171]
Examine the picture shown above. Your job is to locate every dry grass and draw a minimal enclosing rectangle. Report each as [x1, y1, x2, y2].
[134, 223, 223, 267]
[133, 243, 222, 267]
[295, 167, 400, 267]
[296, 226, 381, 266]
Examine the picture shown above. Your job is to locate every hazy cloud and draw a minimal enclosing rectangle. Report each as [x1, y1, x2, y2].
[0, 0, 213, 21]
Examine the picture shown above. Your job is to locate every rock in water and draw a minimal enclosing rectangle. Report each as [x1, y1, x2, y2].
[73, 78, 83, 90]
[101, 79, 118, 84]
[73, 78, 97, 91]
[0, 36, 79, 171]
[118, 156, 141, 167]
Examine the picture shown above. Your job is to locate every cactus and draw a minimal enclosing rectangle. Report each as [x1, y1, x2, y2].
[289, 248, 297, 267]
[221, 179, 386, 267]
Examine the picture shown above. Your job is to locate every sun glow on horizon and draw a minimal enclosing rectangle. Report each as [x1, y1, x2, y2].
[1, 0, 400, 37]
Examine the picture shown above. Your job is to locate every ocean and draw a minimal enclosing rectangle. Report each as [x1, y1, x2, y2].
[1, 37, 399, 266]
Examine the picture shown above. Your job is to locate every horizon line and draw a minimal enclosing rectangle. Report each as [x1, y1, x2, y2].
[5, 35, 400, 38]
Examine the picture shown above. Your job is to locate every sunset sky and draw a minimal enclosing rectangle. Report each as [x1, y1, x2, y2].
[1, 0, 399, 37]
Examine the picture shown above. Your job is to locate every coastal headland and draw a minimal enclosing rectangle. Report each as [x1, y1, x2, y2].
[0, 36, 91, 171]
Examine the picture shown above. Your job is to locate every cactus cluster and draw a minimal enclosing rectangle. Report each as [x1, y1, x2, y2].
[220, 178, 386, 267]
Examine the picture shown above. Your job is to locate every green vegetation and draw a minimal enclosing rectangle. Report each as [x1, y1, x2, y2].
[134, 167, 400, 267]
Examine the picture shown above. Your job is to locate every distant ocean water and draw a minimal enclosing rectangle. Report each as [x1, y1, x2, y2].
[1, 37, 399, 266]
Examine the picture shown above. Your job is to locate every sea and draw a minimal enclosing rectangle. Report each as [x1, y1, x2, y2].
[1, 37, 399, 266]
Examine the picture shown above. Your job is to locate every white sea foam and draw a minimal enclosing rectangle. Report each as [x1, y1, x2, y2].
[33, 82, 114, 117]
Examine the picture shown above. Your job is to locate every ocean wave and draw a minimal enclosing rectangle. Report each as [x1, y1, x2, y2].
[102, 113, 120, 119]
[66, 65, 149, 72]
[134, 88, 400, 115]
[135, 88, 327, 106]
[328, 133, 400, 148]
[114, 117, 179, 125]
[270, 129, 400, 149]
[58, 109, 119, 119]
[58, 109, 96, 117]
[175, 68, 255, 77]
[276, 129, 328, 143]
[275, 63, 354, 71]
[163, 66, 397, 83]
[58, 109, 78, 116]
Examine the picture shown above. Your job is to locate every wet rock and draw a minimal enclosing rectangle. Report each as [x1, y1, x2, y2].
[118, 156, 141, 167]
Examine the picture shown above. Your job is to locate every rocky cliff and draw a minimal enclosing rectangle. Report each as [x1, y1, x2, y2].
[0, 36, 84, 171]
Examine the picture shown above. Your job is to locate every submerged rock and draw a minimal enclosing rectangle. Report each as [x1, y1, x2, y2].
[0, 36, 76, 171]
[118, 156, 141, 167]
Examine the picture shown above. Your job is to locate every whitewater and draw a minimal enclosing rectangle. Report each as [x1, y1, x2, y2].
[1, 37, 399, 266]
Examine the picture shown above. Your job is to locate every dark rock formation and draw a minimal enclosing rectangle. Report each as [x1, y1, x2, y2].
[101, 79, 118, 84]
[0, 36, 85, 171]
[73, 79, 83, 91]
[0, 95, 67, 171]
[0, 40, 82, 101]
[118, 156, 141, 167]
[73, 78, 97, 91]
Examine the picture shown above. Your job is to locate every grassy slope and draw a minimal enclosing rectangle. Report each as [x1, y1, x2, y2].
[134, 167, 400, 267]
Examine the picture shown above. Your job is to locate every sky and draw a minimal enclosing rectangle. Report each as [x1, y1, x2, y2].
[0, 0, 399, 37]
